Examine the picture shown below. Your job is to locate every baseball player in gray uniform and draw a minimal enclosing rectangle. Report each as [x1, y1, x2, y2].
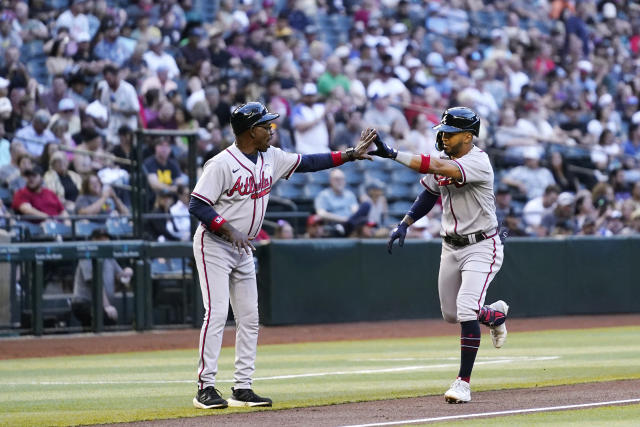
[189, 102, 377, 409]
[369, 106, 509, 404]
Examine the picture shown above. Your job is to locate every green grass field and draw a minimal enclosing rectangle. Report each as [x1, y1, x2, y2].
[1, 326, 639, 426]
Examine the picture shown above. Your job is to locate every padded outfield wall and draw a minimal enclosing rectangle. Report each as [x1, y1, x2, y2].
[255, 237, 640, 325]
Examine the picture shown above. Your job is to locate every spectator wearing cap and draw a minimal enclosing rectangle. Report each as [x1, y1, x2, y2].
[50, 98, 81, 137]
[360, 179, 388, 227]
[317, 56, 350, 97]
[363, 89, 409, 140]
[522, 184, 561, 231]
[43, 150, 81, 212]
[15, 109, 56, 158]
[425, 63, 453, 99]
[11, 165, 68, 223]
[143, 36, 181, 80]
[96, 64, 140, 147]
[539, 191, 578, 237]
[291, 83, 331, 154]
[304, 214, 326, 238]
[387, 22, 408, 64]
[93, 18, 133, 67]
[367, 65, 410, 106]
[55, 0, 89, 42]
[178, 26, 211, 74]
[502, 147, 556, 200]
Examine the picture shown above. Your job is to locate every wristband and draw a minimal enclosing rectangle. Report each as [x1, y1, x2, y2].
[419, 154, 431, 173]
[331, 151, 345, 166]
[210, 216, 226, 231]
[345, 147, 356, 161]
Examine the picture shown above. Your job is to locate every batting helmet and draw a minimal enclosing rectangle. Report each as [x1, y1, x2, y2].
[433, 106, 480, 151]
[230, 102, 280, 135]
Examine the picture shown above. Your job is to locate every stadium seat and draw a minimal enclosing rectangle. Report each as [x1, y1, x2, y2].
[391, 169, 420, 185]
[273, 182, 303, 200]
[0, 186, 11, 205]
[364, 169, 390, 184]
[106, 217, 133, 237]
[389, 200, 413, 217]
[302, 183, 325, 200]
[74, 220, 103, 239]
[286, 172, 308, 186]
[386, 183, 414, 201]
[42, 221, 72, 238]
[306, 169, 330, 185]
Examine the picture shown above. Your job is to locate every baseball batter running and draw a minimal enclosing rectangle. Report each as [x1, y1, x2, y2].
[188, 102, 377, 409]
[369, 106, 509, 404]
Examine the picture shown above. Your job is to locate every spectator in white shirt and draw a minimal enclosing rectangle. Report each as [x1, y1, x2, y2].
[96, 64, 140, 147]
[291, 83, 331, 154]
[55, 0, 89, 42]
[143, 36, 180, 80]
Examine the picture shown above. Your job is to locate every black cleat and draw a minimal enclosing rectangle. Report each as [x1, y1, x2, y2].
[227, 387, 273, 407]
[193, 387, 228, 409]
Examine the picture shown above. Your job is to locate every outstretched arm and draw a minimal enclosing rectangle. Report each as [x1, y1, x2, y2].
[368, 134, 462, 180]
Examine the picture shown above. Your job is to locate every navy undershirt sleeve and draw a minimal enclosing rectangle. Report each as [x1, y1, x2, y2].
[406, 190, 439, 222]
[189, 196, 220, 229]
[296, 153, 335, 172]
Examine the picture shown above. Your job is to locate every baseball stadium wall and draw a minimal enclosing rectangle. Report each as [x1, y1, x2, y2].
[256, 236, 640, 325]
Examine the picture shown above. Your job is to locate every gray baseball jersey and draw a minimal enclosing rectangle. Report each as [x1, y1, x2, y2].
[420, 145, 498, 237]
[419, 145, 503, 322]
[192, 144, 301, 390]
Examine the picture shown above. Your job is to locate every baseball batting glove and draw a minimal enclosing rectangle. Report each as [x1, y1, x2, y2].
[368, 134, 398, 159]
[387, 222, 408, 254]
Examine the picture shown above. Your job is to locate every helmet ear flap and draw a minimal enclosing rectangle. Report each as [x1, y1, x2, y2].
[436, 131, 444, 151]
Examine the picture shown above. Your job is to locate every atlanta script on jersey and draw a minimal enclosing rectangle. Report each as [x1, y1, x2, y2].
[191, 144, 301, 238]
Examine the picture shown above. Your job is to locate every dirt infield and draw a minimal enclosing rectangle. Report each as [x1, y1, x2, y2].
[1, 313, 640, 360]
[112, 379, 640, 427]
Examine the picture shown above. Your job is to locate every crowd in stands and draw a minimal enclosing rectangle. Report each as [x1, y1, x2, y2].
[0, 0, 640, 242]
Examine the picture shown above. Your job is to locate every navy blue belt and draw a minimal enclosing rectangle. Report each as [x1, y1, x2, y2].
[443, 230, 498, 247]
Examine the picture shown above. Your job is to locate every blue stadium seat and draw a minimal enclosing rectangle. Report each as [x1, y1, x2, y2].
[389, 200, 413, 217]
[106, 217, 133, 237]
[74, 220, 103, 239]
[306, 169, 330, 184]
[273, 182, 303, 200]
[391, 169, 420, 185]
[286, 172, 308, 186]
[386, 183, 413, 201]
[14, 221, 44, 239]
[302, 183, 325, 200]
[364, 169, 390, 183]
[42, 221, 72, 238]
[0, 186, 11, 205]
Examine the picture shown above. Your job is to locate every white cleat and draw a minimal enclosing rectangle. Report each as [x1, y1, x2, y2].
[444, 378, 471, 403]
[489, 300, 509, 348]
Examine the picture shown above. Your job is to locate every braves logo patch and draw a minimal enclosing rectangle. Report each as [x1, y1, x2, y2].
[434, 174, 465, 188]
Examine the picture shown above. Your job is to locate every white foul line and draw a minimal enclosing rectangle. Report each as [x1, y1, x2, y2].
[340, 398, 640, 427]
[1, 356, 558, 386]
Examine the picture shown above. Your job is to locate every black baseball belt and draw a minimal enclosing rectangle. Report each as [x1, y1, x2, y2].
[442, 230, 498, 247]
